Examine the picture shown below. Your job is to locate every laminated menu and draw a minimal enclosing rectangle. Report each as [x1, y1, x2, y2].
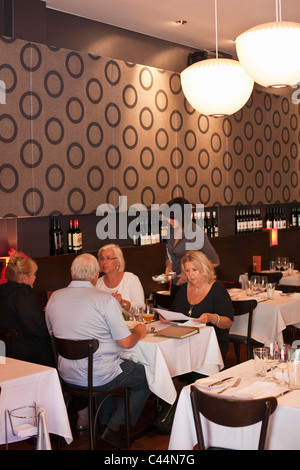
[154, 324, 200, 339]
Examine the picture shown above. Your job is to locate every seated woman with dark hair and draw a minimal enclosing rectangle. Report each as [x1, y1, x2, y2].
[0, 249, 53, 366]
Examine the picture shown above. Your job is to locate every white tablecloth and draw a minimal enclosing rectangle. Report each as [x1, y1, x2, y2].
[228, 291, 300, 344]
[122, 322, 224, 404]
[169, 360, 300, 450]
[0, 357, 73, 448]
[240, 271, 300, 288]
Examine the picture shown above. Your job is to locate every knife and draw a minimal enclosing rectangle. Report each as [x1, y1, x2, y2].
[275, 389, 292, 398]
[208, 376, 233, 387]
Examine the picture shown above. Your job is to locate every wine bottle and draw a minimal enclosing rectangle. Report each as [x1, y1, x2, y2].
[56, 217, 64, 254]
[72, 219, 82, 253]
[211, 211, 218, 237]
[49, 217, 63, 256]
[67, 219, 74, 253]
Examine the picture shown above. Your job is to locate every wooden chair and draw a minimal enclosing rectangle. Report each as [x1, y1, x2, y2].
[190, 385, 277, 450]
[229, 299, 260, 363]
[0, 329, 18, 357]
[50, 336, 130, 450]
[153, 291, 172, 309]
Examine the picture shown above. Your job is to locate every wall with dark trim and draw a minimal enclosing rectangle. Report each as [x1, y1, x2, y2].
[0, 35, 299, 219]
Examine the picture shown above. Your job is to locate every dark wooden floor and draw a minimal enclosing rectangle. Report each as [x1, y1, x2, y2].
[1, 342, 249, 451]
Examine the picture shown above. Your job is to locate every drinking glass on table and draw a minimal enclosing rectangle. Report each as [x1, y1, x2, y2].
[269, 260, 276, 272]
[142, 305, 154, 323]
[287, 262, 294, 276]
[132, 306, 143, 322]
[253, 347, 268, 377]
[264, 340, 279, 371]
[273, 344, 290, 384]
[250, 275, 260, 294]
[259, 276, 268, 296]
[282, 257, 289, 271]
[276, 257, 282, 271]
[267, 283, 275, 299]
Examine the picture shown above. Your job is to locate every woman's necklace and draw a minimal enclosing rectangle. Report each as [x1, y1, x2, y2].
[188, 304, 194, 316]
[187, 283, 208, 316]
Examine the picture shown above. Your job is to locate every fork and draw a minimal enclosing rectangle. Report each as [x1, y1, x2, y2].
[217, 377, 241, 394]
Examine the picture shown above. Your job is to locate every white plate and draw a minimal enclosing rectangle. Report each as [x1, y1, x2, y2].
[228, 288, 242, 294]
[152, 273, 174, 283]
[156, 290, 171, 295]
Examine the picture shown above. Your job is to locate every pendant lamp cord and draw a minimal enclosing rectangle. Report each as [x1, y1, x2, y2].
[275, 0, 282, 22]
[214, 0, 218, 58]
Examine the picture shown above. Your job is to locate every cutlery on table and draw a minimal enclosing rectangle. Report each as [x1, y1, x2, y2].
[275, 389, 292, 398]
[217, 377, 241, 394]
[208, 376, 233, 387]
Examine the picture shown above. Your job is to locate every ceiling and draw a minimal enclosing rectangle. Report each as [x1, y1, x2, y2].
[46, 0, 300, 58]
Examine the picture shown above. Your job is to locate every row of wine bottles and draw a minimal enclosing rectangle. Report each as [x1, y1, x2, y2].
[49, 218, 82, 255]
[132, 208, 219, 246]
[192, 210, 219, 238]
[235, 208, 263, 234]
[235, 206, 300, 234]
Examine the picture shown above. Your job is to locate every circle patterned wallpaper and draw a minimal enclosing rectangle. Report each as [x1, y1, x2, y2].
[0, 36, 299, 217]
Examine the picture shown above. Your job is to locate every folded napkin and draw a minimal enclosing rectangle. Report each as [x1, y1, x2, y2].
[232, 381, 276, 398]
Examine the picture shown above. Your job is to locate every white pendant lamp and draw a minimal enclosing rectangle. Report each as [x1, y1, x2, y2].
[236, 1, 300, 88]
[180, 0, 254, 117]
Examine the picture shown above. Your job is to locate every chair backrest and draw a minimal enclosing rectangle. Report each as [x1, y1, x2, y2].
[153, 291, 172, 309]
[219, 280, 242, 290]
[248, 271, 283, 284]
[190, 385, 277, 450]
[0, 328, 18, 357]
[231, 299, 257, 359]
[50, 336, 99, 390]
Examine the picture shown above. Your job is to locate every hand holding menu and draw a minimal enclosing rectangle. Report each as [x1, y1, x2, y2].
[154, 308, 190, 321]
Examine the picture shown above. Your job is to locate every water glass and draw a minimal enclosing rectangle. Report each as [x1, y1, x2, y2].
[287, 349, 300, 389]
[269, 260, 276, 272]
[253, 347, 268, 377]
[267, 282, 275, 299]
[245, 280, 252, 296]
[287, 262, 294, 276]
[132, 306, 143, 322]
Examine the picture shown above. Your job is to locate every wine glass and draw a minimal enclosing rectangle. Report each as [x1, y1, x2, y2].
[276, 257, 282, 271]
[273, 343, 291, 384]
[264, 340, 279, 371]
[259, 276, 268, 297]
[281, 257, 289, 272]
[250, 275, 260, 295]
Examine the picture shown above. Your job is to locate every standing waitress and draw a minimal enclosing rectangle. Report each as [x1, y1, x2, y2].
[164, 197, 220, 301]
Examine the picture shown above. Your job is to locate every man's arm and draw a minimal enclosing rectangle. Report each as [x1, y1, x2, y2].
[117, 323, 147, 349]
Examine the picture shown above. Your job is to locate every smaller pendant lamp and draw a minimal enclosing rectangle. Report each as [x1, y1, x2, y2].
[180, 0, 254, 117]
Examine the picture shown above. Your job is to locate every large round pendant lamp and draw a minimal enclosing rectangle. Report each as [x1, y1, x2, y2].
[236, 20, 300, 88]
[181, 58, 254, 117]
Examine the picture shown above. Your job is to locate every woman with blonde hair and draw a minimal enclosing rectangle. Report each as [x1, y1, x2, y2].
[0, 249, 53, 366]
[96, 244, 145, 312]
[168, 250, 233, 361]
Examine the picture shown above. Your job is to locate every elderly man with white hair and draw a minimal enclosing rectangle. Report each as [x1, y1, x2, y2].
[46, 253, 150, 449]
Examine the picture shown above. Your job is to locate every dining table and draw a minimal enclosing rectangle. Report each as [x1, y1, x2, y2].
[121, 321, 224, 404]
[228, 289, 300, 345]
[0, 356, 73, 449]
[239, 270, 300, 288]
[169, 359, 300, 450]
